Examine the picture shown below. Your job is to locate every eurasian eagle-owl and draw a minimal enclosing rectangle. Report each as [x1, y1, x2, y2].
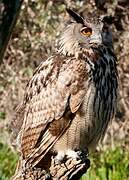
[12, 8, 118, 176]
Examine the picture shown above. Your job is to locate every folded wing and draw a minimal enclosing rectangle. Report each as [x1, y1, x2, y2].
[19, 55, 87, 166]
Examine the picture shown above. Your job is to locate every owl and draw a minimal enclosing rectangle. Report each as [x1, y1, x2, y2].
[12, 8, 118, 177]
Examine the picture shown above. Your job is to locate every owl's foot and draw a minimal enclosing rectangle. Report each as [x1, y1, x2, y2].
[50, 149, 90, 180]
[53, 151, 66, 165]
[54, 149, 88, 165]
[66, 149, 89, 161]
[66, 149, 81, 160]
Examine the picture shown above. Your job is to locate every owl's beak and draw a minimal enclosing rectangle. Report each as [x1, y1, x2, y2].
[89, 34, 102, 45]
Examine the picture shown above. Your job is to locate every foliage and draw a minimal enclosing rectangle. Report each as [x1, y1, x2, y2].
[83, 148, 129, 180]
[0, 143, 18, 180]
[0, 112, 6, 120]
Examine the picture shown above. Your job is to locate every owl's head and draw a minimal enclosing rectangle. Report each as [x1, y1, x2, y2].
[58, 9, 113, 57]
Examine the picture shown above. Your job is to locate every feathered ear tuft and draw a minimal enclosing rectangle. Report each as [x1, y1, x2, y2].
[66, 8, 84, 24]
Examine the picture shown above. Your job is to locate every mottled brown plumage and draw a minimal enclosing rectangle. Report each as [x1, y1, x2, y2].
[12, 9, 118, 178]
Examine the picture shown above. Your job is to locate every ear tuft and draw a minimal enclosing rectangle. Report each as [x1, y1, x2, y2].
[66, 8, 84, 24]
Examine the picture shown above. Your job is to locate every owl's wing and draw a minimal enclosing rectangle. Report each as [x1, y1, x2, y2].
[20, 54, 87, 166]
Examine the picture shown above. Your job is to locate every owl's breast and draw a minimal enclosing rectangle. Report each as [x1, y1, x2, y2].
[81, 72, 117, 150]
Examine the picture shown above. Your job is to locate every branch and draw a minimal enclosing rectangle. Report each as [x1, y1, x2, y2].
[0, 0, 23, 64]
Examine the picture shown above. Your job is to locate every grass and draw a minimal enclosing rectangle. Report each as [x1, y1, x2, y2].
[0, 143, 18, 180]
[0, 142, 129, 180]
[82, 147, 129, 180]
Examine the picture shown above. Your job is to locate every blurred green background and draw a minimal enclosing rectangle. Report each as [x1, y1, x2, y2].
[0, 0, 129, 179]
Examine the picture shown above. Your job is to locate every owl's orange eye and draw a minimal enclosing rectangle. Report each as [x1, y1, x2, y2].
[81, 27, 92, 36]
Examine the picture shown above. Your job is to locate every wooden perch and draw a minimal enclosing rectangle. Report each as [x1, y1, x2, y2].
[12, 153, 90, 180]
[50, 155, 90, 180]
